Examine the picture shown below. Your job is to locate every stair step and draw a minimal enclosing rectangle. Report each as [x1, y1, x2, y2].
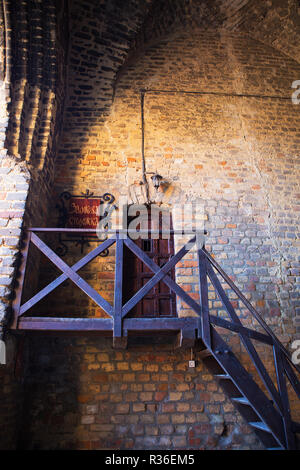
[249, 422, 272, 433]
[232, 397, 251, 406]
[214, 374, 231, 379]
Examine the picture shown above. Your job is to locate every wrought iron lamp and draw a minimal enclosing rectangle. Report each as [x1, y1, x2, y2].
[151, 173, 163, 191]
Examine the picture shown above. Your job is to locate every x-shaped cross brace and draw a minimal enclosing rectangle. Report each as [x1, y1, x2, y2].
[19, 233, 116, 318]
[19, 232, 204, 325]
[122, 236, 201, 319]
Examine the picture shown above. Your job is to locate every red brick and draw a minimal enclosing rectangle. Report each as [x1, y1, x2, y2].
[154, 392, 167, 401]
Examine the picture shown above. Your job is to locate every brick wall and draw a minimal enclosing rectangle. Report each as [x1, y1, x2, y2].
[20, 25, 300, 450]
[0, 4, 29, 449]
[0, 0, 68, 331]
[18, 335, 263, 450]
[0, 0, 68, 449]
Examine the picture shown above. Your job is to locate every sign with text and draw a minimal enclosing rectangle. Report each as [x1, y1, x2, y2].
[56, 190, 115, 255]
[66, 197, 101, 229]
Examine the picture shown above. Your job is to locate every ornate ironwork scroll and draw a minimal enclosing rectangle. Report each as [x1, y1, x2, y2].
[56, 189, 116, 256]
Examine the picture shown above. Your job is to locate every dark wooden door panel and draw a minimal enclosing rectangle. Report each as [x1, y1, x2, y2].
[123, 207, 176, 318]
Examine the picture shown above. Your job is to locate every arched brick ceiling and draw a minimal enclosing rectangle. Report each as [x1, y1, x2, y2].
[65, 0, 300, 127]
[65, 0, 154, 115]
[130, 0, 300, 65]
[220, 0, 300, 63]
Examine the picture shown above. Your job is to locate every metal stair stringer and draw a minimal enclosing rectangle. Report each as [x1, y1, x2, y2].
[199, 328, 287, 450]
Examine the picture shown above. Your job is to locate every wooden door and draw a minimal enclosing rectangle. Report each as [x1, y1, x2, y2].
[123, 207, 177, 317]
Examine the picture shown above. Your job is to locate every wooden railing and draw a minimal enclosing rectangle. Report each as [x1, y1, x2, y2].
[10, 227, 300, 448]
[12, 228, 203, 338]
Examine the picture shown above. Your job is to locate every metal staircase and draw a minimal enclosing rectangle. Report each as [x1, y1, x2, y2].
[199, 338, 288, 449]
[196, 247, 300, 450]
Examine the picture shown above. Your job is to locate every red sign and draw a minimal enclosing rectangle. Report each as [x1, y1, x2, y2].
[66, 197, 101, 229]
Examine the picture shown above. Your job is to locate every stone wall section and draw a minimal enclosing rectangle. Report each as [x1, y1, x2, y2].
[19, 335, 264, 450]
[0, 0, 68, 449]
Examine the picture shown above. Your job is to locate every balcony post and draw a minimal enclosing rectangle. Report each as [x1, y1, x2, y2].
[10, 229, 31, 330]
[113, 235, 127, 349]
[196, 231, 211, 348]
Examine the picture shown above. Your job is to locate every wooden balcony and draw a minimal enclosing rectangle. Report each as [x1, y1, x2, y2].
[9, 227, 300, 449]
[11, 227, 206, 347]
[8, 227, 299, 349]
